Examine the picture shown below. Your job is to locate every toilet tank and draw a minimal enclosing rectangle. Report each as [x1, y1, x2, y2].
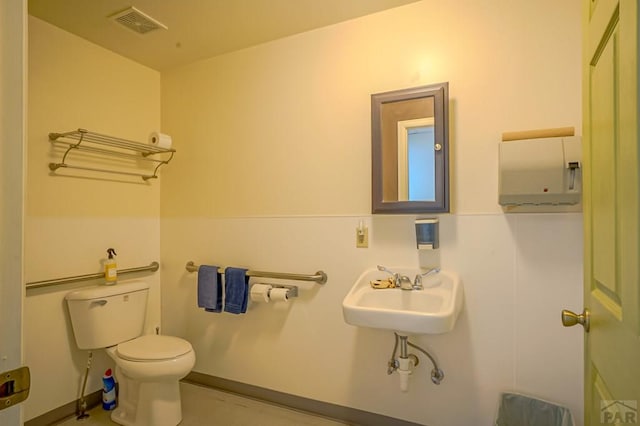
[65, 280, 150, 350]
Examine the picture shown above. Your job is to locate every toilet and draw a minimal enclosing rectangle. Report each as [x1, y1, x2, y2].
[65, 280, 195, 426]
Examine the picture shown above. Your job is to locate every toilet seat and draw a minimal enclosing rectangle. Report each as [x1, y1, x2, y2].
[117, 335, 192, 361]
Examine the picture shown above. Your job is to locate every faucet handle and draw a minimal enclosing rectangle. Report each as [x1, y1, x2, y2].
[413, 274, 423, 290]
[377, 265, 399, 286]
[419, 267, 441, 277]
[415, 267, 441, 290]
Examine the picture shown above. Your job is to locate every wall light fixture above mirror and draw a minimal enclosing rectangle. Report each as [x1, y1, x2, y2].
[371, 82, 449, 214]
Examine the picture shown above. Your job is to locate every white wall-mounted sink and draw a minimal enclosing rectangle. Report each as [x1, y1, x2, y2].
[342, 267, 463, 335]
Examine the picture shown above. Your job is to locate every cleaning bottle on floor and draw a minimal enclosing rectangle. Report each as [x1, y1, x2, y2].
[102, 368, 116, 410]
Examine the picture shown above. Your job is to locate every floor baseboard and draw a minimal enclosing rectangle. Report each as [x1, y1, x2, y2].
[24, 390, 101, 426]
[184, 371, 422, 426]
[26, 372, 422, 426]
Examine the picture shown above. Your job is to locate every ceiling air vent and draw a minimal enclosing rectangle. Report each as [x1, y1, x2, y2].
[110, 6, 168, 35]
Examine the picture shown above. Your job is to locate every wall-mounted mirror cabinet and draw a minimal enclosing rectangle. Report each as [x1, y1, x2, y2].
[371, 82, 449, 214]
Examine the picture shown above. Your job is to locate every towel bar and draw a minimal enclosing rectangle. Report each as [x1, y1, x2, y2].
[48, 128, 175, 181]
[185, 261, 327, 284]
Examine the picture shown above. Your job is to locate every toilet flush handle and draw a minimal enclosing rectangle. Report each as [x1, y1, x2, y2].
[91, 300, 108, 307]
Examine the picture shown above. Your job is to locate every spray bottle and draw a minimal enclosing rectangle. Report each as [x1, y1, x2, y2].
[102, 368, 116, 410]
[104, 248, 117, 285]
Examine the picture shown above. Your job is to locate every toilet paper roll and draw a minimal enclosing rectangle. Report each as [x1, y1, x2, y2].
[148, 132, 172, 149]
[250, 284, 272, 303]
[269, 287, 289, 302]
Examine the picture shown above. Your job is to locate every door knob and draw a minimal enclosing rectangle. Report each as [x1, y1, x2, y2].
[561, 308, 590, 332]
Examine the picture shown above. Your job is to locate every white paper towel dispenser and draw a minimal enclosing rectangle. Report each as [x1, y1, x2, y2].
[498, 136, 581, 210]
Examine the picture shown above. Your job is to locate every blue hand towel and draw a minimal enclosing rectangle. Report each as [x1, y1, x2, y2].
[224, 267, 249, 314]
[197, 265, 222, 312]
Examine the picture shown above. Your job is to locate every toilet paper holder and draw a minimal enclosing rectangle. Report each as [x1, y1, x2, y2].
[250, 283, 298, 303]
[269, 284, 298, 298]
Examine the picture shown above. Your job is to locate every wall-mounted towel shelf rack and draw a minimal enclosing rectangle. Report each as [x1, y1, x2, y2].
[26, 261, 159, 290]
[48, 128, 175, 181]
[185, 261, 327, 284]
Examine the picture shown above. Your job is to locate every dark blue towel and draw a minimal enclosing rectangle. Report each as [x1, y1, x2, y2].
[197, 265, 222, 312]
[224, 267, 249, 314]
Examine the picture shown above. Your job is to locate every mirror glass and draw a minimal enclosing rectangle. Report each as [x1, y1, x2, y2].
[371, 82, 449, 213]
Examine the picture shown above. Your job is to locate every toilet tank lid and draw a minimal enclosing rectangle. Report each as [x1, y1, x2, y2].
[65, 280, 150, 301]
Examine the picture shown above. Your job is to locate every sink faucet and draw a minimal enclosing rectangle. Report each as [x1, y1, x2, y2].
[413, 267, 441, 290]
[377, 265, 416, 290]
[397, 275, 413, 290]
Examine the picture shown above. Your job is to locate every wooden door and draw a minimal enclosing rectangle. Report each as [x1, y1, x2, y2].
[582, 0, 640, 424]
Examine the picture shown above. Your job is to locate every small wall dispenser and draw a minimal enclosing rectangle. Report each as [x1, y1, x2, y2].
[498, 127, 581, 212]
[415, 218, 439, 249]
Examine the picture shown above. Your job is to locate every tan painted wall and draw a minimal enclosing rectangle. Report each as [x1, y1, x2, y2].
[160, 1, 584, 425]
[21, 1, 584, 424]
[161, 1, 581, 217]
[24, 16, 161, 420]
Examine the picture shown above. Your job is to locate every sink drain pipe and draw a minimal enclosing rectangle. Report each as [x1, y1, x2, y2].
[387, 332, 444, 392]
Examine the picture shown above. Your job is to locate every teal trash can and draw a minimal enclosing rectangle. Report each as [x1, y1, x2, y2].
[496, 392, 574, 426]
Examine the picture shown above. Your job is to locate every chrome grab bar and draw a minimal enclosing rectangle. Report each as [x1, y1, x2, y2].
[25, 261, 160, 290]
[185, 261, 327, 284]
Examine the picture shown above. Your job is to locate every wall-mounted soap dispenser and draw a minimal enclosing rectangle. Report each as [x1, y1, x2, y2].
[415, 218, 439, 249]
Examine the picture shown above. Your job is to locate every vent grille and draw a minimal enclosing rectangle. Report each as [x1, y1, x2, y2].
[110, 6, 167, 35]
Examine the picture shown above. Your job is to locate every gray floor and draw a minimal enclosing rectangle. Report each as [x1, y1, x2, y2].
[54, 382, 348, 426]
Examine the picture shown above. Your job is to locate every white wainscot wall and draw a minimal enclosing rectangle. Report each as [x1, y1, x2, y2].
[24, 216, 161, 421]
[161, 213, 584, 426]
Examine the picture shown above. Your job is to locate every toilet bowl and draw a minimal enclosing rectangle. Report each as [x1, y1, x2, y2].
[106, 335, 196, 426]
[65, 281, 196, 426]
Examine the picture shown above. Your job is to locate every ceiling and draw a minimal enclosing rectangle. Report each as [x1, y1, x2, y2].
[29, 0, 421, 71]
